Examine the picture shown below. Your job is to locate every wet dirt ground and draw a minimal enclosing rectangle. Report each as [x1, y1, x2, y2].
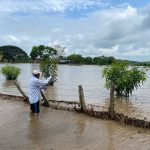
[0, 99, 150, 150]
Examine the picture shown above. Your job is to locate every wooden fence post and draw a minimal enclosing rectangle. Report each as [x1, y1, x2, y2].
[78, 85, 86, 112]
[109, 85, 115, 114]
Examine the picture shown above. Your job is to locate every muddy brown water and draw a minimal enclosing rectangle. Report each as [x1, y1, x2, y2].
[1, 63, 150, 149]
[0, 64, 150, 120]
[0, 99, 150, 150]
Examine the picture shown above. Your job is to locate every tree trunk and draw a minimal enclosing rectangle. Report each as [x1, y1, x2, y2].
[40, 89, 50, 107]
[13, 80, 29, 103]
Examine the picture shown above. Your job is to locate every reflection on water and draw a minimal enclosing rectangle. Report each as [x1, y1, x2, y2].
[27, 117, 42, 145]
[3, 80, 15, 87]
[0, 64, 150, 120]
[74, 114, 86, 146]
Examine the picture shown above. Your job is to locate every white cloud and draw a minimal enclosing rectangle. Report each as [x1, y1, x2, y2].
[0, 0, 103, 14]
[0, 1, 150, 61]
[113, 5, 137, 20]
[2, 35, 20, 43]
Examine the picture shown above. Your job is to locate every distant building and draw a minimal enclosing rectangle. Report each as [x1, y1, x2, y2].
[59, 59, 72, 64]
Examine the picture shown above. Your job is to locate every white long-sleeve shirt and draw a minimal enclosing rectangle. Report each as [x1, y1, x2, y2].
[29, 76, 52, 104]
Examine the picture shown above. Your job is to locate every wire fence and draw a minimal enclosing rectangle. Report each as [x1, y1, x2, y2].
[1, 79, 150, 121]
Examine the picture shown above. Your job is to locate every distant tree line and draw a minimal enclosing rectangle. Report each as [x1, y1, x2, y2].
[1, 45, 150, 66]
[135, 62, 150, 67]
[65, 53, 115, 65]
[29, 46, 115, 65]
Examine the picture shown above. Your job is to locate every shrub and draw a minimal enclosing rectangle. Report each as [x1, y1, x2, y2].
[102, 61, 147, 97]
[40, 58, 58, 81]
[1, 65, 21, 80]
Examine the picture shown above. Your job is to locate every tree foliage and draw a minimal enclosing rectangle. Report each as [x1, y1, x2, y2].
[30, 45, 65, 80]
[102, 61, 147, 97]
[40, 58, 58, 80]
[67, 54, 115, 65]
[93, 56, 115, 65]
[1, 65, 21, 80]
[0, 45, 28, 62]
[30, 45, 57, 60]
[67, 53, 84, 64]
[83, 57, 93, 64]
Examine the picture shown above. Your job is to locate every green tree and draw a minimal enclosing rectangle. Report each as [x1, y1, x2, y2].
[30, 45, 64, 81]
[67, 53, 84, 64]
[1, 65, 21, 80]
[30, 46, 39, 60]
[30, 45, 57, 60]
[93, 56, 115, 65]
[84, 57, 93, 64]
[1, 65, 30, 101]
[40, 58, 58, 80]
[102, 61, 147, 97]
[0, 45, 28, 62]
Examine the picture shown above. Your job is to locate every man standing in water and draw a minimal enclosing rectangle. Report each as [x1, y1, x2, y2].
[29, 70, 52, 116]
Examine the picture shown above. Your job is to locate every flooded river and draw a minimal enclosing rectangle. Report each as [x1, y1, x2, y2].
[0, 64, 150, 149]
[0, 63, 150, 120]
[0, 99, 150, 150]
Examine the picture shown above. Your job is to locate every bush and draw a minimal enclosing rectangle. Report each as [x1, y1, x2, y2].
[40, 58, 58, 81]
[102, 61, 147, 97]
[1, 65, 21, 80]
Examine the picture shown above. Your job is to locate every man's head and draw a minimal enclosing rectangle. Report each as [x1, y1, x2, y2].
[32, 70, 42, 78]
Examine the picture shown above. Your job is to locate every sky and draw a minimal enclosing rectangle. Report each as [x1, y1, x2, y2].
[0, 0, 150, 61]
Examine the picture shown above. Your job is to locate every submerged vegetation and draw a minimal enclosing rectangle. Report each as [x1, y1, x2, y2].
[102, 61, 147, 97]
[40, 57, 58, 80]
[1, 65, 21, 80]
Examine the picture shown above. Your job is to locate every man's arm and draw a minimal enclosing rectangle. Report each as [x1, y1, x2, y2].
[34, 77, 52, 87]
